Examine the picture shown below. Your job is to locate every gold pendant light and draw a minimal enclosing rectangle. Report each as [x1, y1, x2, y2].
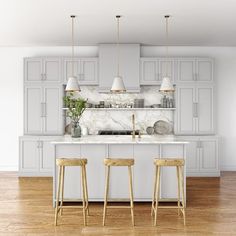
[110, 15, 126, 93]
[159, 15, 175, 93]
[65, 15, 81, 92]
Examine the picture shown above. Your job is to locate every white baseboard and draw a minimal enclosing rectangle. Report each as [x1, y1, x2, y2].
[0, 166, 18, 171]
[220, 166, 236, 171]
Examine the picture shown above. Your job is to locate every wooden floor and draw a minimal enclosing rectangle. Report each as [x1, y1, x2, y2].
[0, 172, 236, 235]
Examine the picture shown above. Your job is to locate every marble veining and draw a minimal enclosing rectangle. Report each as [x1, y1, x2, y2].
[66, 86, 175, 135]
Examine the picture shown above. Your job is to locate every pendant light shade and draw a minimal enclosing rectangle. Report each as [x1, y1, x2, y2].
[66, 76, 81, 92]
[111, 76, 126, 93]
[65, 15, 80, 92]
[111, 15, 126, 93]
[159, 15, 175, 93]
[159, 76, 174, 92]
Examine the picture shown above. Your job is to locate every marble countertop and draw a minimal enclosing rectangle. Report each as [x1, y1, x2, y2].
[51, 135, 189, 144]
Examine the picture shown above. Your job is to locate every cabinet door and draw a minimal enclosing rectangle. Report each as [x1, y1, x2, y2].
[39, 140, 54, 174]
[159, 59, 175, 83]
[20, 139, 39, 172]
[177, 59, 195, 82]
[199, 140, 218, 172]
[160, 144, 186, 199]
[196, 59, 213, 82]
[133, 144, 159, 200]
[44, 58, 61, 82]
[24, 86, 43, 134]
[108, 144, 134, 199]
[186, 140, 199, 175]
[43, 86, 63, 135]
[63, 58, 80, 83]
[196, 86, 214, 134]
[55, 145, 81, 199]
[80, 58, 98, 85]
[140, 58, 159, 85]
[176, 86, 196, 134]
[24, 58, 43, 82]
[81, 144, 106, 200]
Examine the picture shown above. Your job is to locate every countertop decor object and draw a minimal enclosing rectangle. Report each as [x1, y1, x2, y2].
[153, 120, 172, 135]
[146, 126, 154, 135]
[65, 15, 80, 92]
[63, 93, 86, 138]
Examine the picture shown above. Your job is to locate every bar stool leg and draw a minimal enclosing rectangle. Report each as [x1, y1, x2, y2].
[60, 166, 65, 216]
[128, 166, 135, 226]
[55, 166, 62, 226]
[103, 166, 110, 226]
[81, 166, 87, 226]
[176, 166, 180, 216]
[179, 166, 186, 225]
[154, 166, 161, 226]
[83, 165, 89, 216]
[151, 166, 158, 216]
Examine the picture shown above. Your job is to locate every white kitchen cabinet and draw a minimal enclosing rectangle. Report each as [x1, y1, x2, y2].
[160, 144, 186, 199]
[19, 136, 58, 176]
[140, 58, 175, 85]
[177, 58, 213, 83]
[80, 144, 106, 200]
[24, 57, 61, 83]
[52, 142, 187, 204]
[24, 85, 63, 135]
[99, 44, 140, 92]
[133, 144, 159, 200]
[195, 86, 214, 134]
[107, 144, 134, 199]
[176, 85, 214, 135]
[54, 145, 82, 200]
[63, 57, 98, 85]
[183, 136, 219, 177]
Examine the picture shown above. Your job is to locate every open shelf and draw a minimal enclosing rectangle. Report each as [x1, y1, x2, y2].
[62, 107, 176, 111]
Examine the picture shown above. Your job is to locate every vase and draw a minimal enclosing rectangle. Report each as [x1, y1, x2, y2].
[71, 122, 81, 138]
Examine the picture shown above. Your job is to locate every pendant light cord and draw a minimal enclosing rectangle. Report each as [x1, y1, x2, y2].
[165, 15, 170, 77]
[116, 16, 121, 77]
[71, 15, 75, 77]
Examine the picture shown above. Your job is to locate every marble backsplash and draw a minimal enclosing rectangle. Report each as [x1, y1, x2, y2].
[65, 86, 175, 135]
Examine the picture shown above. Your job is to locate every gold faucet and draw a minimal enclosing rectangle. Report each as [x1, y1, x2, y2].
[132, 114, 136, 139]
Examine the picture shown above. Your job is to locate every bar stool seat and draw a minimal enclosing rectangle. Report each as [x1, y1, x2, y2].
[54, 158, 89, 226]
[152, 158, 186, 226]
[103, 158, 135, 226]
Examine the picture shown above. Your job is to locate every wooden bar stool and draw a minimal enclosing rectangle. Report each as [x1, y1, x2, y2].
[103, 158, 135, 226]
[54, 158, 89, 226]
[151, 158, 186, 226]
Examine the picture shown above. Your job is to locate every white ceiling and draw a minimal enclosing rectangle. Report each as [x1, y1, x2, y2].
[1, 0, 236, 46]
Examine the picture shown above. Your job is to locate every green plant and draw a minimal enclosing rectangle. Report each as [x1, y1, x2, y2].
[63, 93, 87, 123]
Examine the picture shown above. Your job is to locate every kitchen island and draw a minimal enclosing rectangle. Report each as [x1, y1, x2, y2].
[52, 135, 188, 205]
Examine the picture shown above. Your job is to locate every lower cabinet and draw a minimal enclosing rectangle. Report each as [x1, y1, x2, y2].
[19, 136, 60, 176]
[184, 136, 219, 177]
[53, 143, 187, 202]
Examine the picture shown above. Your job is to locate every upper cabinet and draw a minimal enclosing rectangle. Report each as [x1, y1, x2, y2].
[24, 57, 61, 83]
[99, 44, 140, 92]
[63, 57, 98, 85]
[140, 58, 175, 85]
[177, 58, 213, 83]
[140, 57, 213, 85]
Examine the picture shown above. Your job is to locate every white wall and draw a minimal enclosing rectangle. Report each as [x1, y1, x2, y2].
[0, 46, 235, 171]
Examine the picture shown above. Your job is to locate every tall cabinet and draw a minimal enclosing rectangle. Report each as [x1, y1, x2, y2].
[21, 57, 64, 176]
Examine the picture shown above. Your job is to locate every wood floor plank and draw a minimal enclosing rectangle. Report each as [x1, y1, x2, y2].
[0, 172, 236, 235]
